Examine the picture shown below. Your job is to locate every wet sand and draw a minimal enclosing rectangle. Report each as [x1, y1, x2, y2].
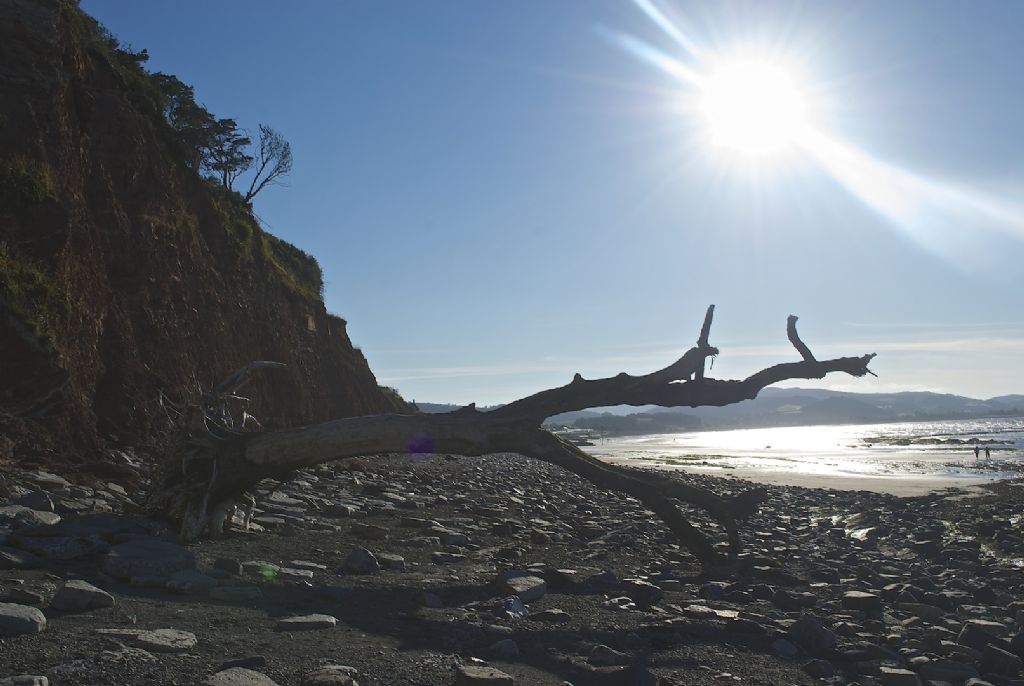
[594, 452, 997, 496]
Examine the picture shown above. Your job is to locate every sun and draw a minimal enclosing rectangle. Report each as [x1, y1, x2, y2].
[699, 60, 809, 158]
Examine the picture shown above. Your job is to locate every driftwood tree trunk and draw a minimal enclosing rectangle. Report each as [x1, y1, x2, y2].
[149, 306, 875, 567]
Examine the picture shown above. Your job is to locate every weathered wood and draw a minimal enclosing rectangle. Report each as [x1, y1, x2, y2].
[148, 307, 876, 567]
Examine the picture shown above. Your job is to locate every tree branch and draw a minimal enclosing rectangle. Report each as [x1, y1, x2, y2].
[148, 307, 876, 568]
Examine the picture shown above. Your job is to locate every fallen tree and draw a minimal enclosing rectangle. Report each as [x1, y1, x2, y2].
[148, 306, 875, 567]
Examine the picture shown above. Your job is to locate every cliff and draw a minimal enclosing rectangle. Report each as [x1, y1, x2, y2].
[0, 0, 407, 468]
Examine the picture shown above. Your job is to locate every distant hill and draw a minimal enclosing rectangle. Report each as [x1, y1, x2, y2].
[527, 387, 1024, 432]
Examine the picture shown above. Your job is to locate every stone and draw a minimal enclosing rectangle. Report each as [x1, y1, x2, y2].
[167, 569, 219, 594]
[897, 602, 944, 622]
[980, 643, 1022, 676]
[878, 666, 920, 686]
[376, 553, 406, 570]
[489, 638, 520, 660]
[50, 580, 115, 611]
[0, 677, 48, 686]
[12, 492, 54, 512]
[0, 545, 41, 569]
[134, 628, 198, 652]
[916, 658, 978, 683]
[342, 547, 380, 574]
[204, 667, 280, 686]
[103, 538, 196, 579]
[786, 614, 836, 656]
[530, 608, 569, 622]
[499, 575, 546, 603]
[621, 578, 663, 607]
[300, 665, 359, 686]
[26, 471, 70, 492]
[276, 614, 337, 630]
[772, 638, 799, 658]
[0, 602, 46, 636]
[454, 665, 514, 685]
[802, 659, 835, 678]
[843, 590, 883, 611]
[0, 506, 60, 529]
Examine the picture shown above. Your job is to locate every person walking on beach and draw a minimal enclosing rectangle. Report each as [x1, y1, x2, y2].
[974, 445, 981, 460]
[985, 447, 991, 460]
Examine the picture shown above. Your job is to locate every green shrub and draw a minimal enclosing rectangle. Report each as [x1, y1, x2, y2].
[0, 242, 64, 347]
[260, 232, 324, 302]
[0, 157, 55, 210]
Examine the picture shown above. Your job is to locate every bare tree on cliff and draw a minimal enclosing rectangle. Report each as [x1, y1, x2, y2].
[244, 125, 293, 202]
[148, 307, 875, 569]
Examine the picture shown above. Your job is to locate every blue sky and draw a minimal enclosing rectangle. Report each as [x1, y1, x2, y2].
[83, 1, 1024, 404]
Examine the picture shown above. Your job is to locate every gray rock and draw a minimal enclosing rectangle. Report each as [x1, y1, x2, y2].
[134, 628, 198, 652]
[499, 575, 546, 603]
[25, 471, 70, 493]
[342, 547, 380, 574]
[897, 602, 944, 622]
[0, 506, 60, 529]
[103, 539, 196, 579]
[980, 643, 1022, 676]
[276, 614, 337, 630]
[0, 545, 41, 570]
[300, 665, 359, 686]
[0, 602, 46, 636]
[786, 614, 837, 656]
[12, 492, 54, 512]
[489, 638, 520, 660]
[454, 665, 514, 685]
[0, 676, 48, 686]
[916, 658, 978, 683]
[376, 553, 406, 570]
[204, 668, 280, 686]
[802, 659, 834, 678]
[621, 578, 663, 607]
[843, 590, 882, 612]
[50, 580, 115, 611]
[878, 666, 921, 686]
[772, 638, 799, 658]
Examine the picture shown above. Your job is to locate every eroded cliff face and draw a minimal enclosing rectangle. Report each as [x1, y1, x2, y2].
[0, 0, 406, 465]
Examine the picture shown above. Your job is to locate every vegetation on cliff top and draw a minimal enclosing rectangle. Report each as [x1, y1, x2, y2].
[58, 0, 319, 302]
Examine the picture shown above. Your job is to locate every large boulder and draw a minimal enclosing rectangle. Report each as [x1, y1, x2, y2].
[50, 580, 115, 612]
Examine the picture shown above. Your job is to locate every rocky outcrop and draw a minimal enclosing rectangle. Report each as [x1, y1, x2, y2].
[0, 0, 406, 465]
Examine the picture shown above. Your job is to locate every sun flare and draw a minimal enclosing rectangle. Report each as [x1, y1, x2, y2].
[699, 60, 809, 157]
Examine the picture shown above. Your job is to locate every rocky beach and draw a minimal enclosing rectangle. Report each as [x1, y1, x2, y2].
[1, 453, 1023, 686]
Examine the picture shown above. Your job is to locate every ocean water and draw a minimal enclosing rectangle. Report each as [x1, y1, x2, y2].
[586, 417, 1024, 486]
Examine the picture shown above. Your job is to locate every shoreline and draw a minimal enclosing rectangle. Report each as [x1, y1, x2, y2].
[595, 452, 1001, 496]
